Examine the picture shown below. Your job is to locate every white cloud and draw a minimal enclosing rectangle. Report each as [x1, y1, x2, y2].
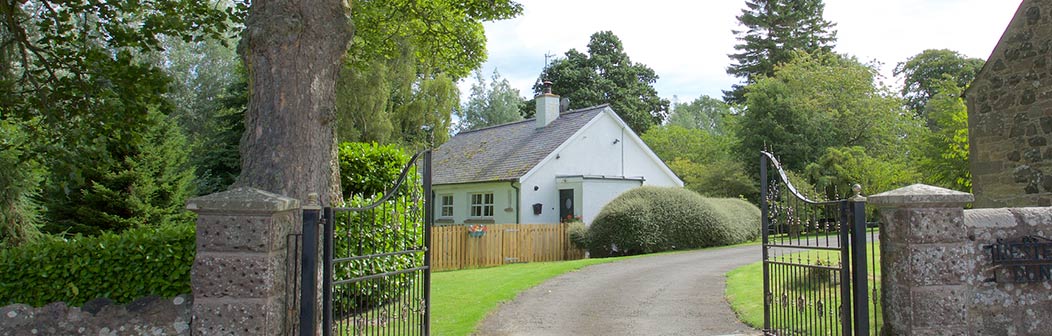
[460, 0, 1022, 105]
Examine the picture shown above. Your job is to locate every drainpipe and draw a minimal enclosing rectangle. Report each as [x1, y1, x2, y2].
[510, 181, 520, 224]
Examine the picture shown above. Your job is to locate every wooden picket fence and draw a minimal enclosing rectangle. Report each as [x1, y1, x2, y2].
[430, 223, 586, 272]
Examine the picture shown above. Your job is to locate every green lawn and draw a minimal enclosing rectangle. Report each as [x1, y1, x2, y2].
[725, 243, 881, 334]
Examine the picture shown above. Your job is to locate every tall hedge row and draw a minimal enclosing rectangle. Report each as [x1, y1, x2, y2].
[0, 224, 194, 307]
[587, 187, 760, 257]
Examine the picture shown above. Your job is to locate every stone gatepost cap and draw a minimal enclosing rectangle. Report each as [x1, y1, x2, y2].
[186, 187, 301, 213]
[868, 184, 974, 208]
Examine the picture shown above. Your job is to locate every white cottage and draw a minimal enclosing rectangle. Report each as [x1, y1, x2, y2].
[432, 90, 683, 226]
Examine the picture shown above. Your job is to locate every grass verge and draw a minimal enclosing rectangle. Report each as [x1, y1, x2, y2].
[725, 243, 881, 332]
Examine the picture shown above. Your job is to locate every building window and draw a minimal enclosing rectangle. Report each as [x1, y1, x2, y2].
[470, 192, 494, 217]
[439, 195, 453, 217]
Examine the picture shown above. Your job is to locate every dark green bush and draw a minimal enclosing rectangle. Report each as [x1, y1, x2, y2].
[587, 187, 760, 257]
[0, 223, 194, 307]
[43, 111, 196, 236]
[338, 142, 412, 199]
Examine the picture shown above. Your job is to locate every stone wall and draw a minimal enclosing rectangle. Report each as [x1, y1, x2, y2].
[871, 184, 1052, 335]
[967, 0, 1052, 208]
[0, 295, 191, 336]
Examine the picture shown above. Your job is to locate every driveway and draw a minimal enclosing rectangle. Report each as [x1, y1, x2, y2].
[475, 244, 762, 336]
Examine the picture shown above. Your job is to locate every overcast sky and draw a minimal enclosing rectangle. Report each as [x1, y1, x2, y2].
[459, 0, 1023, 105]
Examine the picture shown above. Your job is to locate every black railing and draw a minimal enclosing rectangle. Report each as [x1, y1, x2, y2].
[760, 151, 876, 336]
[302, 150, 432, 336]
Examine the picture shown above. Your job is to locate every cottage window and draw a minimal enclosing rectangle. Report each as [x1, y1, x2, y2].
[470, 193, 494, 217]
[439, 195, 454, 217]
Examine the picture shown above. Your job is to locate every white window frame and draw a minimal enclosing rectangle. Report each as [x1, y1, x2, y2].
[469, 192, 494, 218]
[439, 194, 454, 218]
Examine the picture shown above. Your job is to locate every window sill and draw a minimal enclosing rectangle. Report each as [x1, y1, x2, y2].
[435, 218, 454, 224]
[464, 218, 495, 224]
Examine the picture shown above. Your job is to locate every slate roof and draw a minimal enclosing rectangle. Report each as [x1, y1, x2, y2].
[433, 105, 608, 185]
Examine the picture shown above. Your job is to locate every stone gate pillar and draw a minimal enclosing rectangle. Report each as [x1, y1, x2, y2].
[186, 188, 301, 335]
[868, 184, 974, 335]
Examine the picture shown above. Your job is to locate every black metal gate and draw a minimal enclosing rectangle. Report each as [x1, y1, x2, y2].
[302, 150, 432, 336]
[760, 151, 879, 336]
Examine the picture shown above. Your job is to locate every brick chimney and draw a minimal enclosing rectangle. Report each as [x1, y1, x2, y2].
[535, 81, 560, 128]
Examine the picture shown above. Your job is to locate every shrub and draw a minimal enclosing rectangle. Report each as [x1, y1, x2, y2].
[586, 197, 660, 257]
[566, 220, 588, 249]
[587, 186, 760, 257]
[0, 223, 195, 307]
[338, 142, 412, 200]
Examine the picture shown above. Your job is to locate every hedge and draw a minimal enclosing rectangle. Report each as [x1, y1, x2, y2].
[587, 187, 760, 257]
[0, 223, 194, 307]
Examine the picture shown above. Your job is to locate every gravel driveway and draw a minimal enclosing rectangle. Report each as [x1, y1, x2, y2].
[475, 244, 762, 336]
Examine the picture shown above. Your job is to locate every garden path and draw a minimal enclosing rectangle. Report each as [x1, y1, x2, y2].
[475, 244, 762, 336]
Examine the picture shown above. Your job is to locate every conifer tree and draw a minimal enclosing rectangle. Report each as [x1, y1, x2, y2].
[725, 0, 837, 103]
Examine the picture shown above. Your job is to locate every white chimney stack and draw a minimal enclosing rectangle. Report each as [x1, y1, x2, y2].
[535, 81, 560, 128]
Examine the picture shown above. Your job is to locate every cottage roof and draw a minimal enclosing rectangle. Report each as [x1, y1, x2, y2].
[433, 105, 607, 185]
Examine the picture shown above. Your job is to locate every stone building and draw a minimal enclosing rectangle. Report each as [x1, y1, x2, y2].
[967, 0, 1052, 207]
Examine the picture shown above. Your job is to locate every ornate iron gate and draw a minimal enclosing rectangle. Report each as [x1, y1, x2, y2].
[302, 150, 432, 336]
[760, 151, 879, 336]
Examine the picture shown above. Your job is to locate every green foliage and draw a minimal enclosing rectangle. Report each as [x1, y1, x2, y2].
[738, 52, 917, 173]
[587, 187, 760, 257]
[641, 122, 756, 200]
[803, 146, 919, 198]
[913, 80, 971, 192]
[725, 0, 838, 103]
[669, 158, 759, 200]
[566, 220, 589, 250]
[154, 34, 244, 195]
[43, 110, 196, 236]
[0, 117, 44, 247]
[0, 223, 195, 307]
[894, 49, 984, 115]
[191, 68, 246, 195]
[337, 142, 413, 199]
[347, 0, 522, 80]
[641, 125, 730, 165]
[336, 42, 455, 148]
[536, 31, 670, 134]
[335, 0, 522, 148]
[332, 151, 424, 316]
[333, 192, 424, 316]
[456, 69, 524, 131]
[668, 95, 732, 135]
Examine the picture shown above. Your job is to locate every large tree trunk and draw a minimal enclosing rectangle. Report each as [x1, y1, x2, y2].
[234, 0, 353, 205]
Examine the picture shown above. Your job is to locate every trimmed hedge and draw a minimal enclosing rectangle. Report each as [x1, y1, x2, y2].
[587, 187, 760, 257]
[0, 224, 194, 307]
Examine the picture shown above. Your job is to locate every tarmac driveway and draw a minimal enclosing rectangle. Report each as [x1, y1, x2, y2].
[475, 244, 762, 336]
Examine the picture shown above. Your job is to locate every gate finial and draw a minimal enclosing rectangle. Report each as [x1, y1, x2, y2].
[849, 184, 866, 202]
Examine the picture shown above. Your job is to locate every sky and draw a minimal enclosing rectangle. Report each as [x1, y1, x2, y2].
[458, 0, 1023, 105]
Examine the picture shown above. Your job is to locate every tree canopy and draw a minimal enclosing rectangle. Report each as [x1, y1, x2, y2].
[456, 69, 524, 131]
[668, 95, 732, 135]
[894, 49, 984, 116]
[737, 52, 916, 173]
[536, 31, 669, 134]
[726, 0, 837, 103]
